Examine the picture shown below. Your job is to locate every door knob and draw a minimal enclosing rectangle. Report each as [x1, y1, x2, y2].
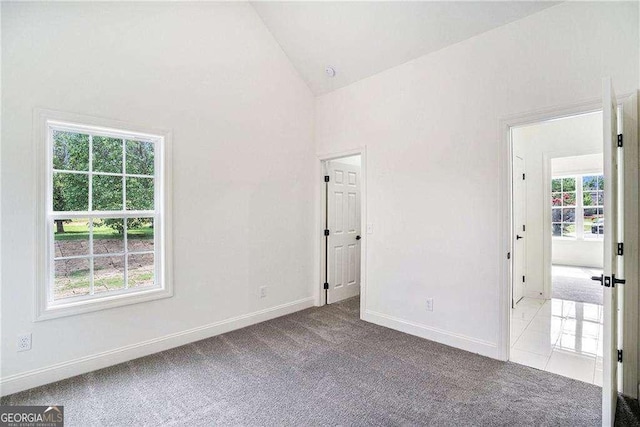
[516, 235, 523, 240]
[356, 235, 361, 240]
[612, 274, 626, 286]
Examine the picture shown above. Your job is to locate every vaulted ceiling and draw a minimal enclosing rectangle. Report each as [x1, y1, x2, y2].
[251, 1, 559, 95]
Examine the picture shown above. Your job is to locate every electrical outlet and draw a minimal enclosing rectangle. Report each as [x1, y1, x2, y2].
[426, 298, 433, 312]
[17, 333, 31, 352]
[259, 286, 267, 298]
[366, 223, 374, 234]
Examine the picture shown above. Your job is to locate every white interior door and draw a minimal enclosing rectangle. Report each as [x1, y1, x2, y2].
[513, 155, 526, 306]
[327, 159, 361, 304]
[601, 77, 622, 427]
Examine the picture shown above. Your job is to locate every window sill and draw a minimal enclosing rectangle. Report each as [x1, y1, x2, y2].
[35, 286, 172, 321]
[552, 237, 604, 242]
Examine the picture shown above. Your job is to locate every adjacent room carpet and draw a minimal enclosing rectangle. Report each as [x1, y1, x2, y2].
[1, 297, 613, 426]
[616, 395, 640, 427]
[552, 265, 603, 305]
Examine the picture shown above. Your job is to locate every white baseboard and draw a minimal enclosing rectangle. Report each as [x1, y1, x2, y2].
[1, 297, 314, 397]
[362, 309, 498, 359]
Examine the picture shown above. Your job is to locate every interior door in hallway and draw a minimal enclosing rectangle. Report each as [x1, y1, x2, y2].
[327, 158, 361, 304]
[513, 155, 526, 306]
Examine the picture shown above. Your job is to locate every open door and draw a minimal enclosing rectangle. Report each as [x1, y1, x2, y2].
[326, 159, 361, 304]
[600, 77, 623, 426]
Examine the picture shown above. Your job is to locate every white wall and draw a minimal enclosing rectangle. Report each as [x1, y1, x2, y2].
[513, 115, 604, 298]
[552, 154, 603, 176]
[553, 240, 603, 268]
[315, 2, 638, 357]
[1, 2, 315, 393]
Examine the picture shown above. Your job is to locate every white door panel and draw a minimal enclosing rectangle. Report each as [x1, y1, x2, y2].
[327, 160, 361, 304]
[601, 77, 621, 427]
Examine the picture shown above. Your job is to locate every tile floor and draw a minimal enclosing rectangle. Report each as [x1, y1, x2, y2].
[510, 296, 603, 385]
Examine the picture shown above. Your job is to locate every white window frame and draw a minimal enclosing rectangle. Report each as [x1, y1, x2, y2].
[35, 109, 173, 321]
[551, 172, 604, 241]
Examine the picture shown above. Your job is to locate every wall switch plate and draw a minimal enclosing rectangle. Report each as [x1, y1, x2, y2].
[366, 223, 374, 234]
[259, 286, 267, 298]
[17, 333, 31, 352]
[426, 298, 433, 312]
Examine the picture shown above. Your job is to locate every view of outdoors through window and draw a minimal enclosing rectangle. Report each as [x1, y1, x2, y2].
[52, 128, 157, 301]
[551, 174, 604, 239]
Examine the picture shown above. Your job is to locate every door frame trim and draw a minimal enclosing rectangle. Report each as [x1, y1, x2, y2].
[315, 147, 367, 314]
[499, 93, 638, 398]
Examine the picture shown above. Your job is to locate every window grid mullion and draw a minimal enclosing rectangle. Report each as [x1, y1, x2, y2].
[88, 135, 95, 295]
[576, 176, 584, 239]
[52, 169, 153, 179]
[123, 139, 129, 289]
[50, 211, 154, 219]
[88, 134, 93, 214]
[54, 250, 154, 261]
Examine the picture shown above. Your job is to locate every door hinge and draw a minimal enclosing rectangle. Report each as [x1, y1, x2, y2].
[522, 275, 525, 283]
[324, 175, 330, 182]
[522, 224, 526, 232]
[618, 134, 623, 148]
[324, 229, 330, 236]
[522, 173, 525, 180]
[618, 242, 624, 256]
[507, 252, 511, 260]
[323, 282, 329, 290]
[618, 349, 623, 362]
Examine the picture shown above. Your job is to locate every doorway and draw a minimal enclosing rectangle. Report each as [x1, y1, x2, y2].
[503, 84, 638, 425]
[321, 154, 363, 305]
[509, 112, 605, 385]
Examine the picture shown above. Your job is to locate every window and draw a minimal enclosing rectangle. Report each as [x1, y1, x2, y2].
[551, 174, 603, 240]
[38, 113, 171, 320]
[551, 177, 576, 238]
[581, 175, 604, 239]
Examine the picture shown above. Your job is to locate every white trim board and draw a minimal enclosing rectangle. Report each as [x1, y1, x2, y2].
[620, 91, 638, 398]
[363, 310, 498, 358]
[0, 297, 314, 397]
